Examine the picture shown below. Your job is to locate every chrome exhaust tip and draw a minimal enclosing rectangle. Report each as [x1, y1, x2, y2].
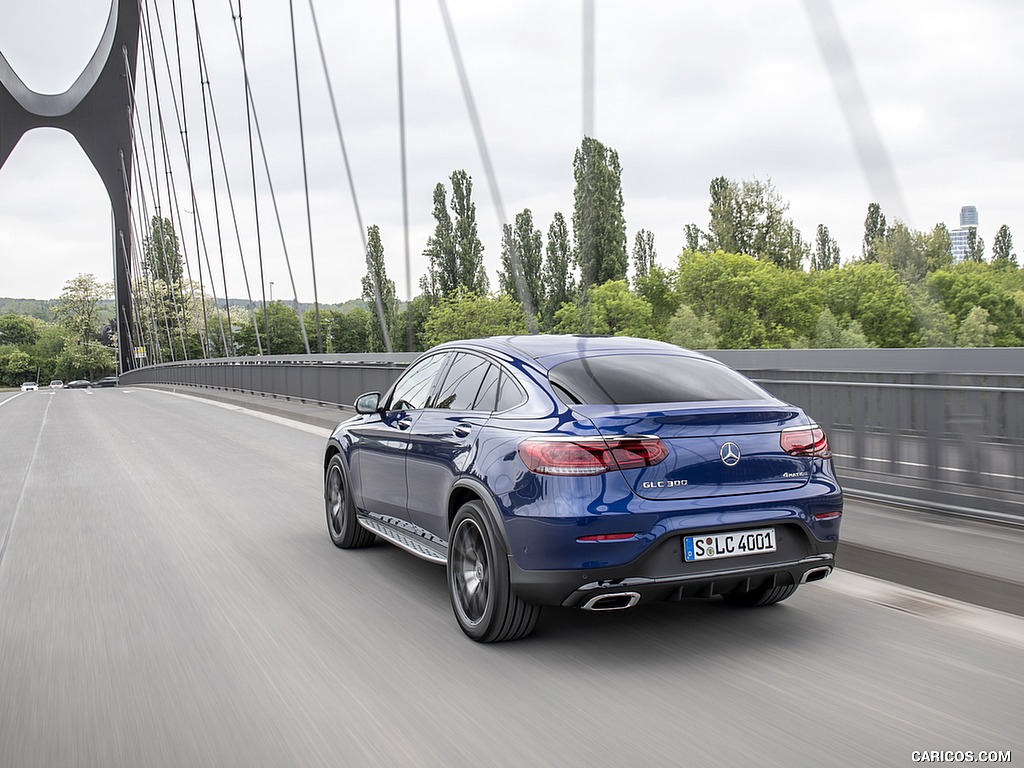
[581, 592, 642, 611]
[801, 566, 832, 584]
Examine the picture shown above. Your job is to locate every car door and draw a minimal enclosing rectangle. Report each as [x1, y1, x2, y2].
[404, 352, 498, 539]
[349, 352, 449, 521]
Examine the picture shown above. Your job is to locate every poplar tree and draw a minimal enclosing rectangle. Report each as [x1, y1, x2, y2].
[812, 224, 841, 270]
[862, 203, 887, 262]
[572, 137, 627, 294]
[498, 209, 544, 316]
[542, 212, 574, 331]
[361, 225, 399, 353]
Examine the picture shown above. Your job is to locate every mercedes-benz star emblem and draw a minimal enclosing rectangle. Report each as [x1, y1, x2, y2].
[720, 442, 741, 466]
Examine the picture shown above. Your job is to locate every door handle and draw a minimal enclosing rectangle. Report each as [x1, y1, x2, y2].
[397, 417, 413, 430]
[453, 424, 472, 438]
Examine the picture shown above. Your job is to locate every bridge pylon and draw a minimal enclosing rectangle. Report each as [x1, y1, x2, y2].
[0, 0, 141, 372]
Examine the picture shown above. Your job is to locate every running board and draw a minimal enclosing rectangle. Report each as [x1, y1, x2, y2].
[357, 515, 448, 565]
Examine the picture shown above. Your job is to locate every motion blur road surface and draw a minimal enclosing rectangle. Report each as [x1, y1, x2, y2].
[1, 388, 1020, 767]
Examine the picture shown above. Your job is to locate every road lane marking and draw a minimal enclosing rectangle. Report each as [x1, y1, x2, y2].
[0, 394, 53, 577]
[0, 392, 25, 407]
[822, 570, 1024, 650]
[141, 388, 332, 438]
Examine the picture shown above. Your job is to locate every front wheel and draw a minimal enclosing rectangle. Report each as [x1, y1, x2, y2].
[721, 583, 798, 607]
[447, 501, 539, 643]
[325, 454, 374, 549]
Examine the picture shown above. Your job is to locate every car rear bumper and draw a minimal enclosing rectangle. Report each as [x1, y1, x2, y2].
[507, 537, 838, 608]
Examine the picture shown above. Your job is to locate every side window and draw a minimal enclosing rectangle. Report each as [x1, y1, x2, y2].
[495, 371, 526, 412]
[432, 353, 491, 411]
[472, 364, 500, 412]
[388, 354, 447, 411]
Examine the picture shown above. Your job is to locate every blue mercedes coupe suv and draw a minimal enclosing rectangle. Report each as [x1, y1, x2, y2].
[324, 336, 842, 642]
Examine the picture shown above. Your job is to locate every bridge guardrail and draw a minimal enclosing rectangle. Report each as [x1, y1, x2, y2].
[120, 348, 1024, 525]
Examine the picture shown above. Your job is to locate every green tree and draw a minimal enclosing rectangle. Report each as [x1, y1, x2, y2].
[541, 212, 574, 331]
[811, 309, 872, 348]
[812, 224, 841, 271]
[665, 305, 718, 349]
[964, 227, 985, 263]
[498, 209, 544, 317]
[0, 314, 39, 347]
[421, 293, 527, 347]
[451, 170, 488, 295]
[631, 229, 656, 280]
[323, 307, 371, 353]
[54, 274, 112, 350]
[815, 262, 915, 348]
[53, 340, 116, 381]
[143, 215, 184, 285]
[877, 220, 927, 283]
[552, 301, 583, 335]
[361, 225, 399, 353]
[956, 306, 997, 347]
[862, 202, 886, 262]
[587, 280, 655, 338]
[919, 223, 953, 273]
[235, 301, 305, 355]
[573, 136, 627, 293]
[0, 347, 36, 386]
[992, 224, 1016, 267]
[928, 263, 1023, 345]
[634, 264, 679, 339]
[421, 182, 457, 298]
[908, 285, 956, 347]
[675, 250, 822, 348]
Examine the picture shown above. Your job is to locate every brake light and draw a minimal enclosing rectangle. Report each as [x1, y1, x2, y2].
[517, 436, 669, 476]
[781, 425, 831, 458]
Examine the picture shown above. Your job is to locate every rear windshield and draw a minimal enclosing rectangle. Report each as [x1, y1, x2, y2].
[549, 354, 768, 405]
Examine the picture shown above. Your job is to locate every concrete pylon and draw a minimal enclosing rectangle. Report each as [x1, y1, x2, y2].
[0, 0, 141, 372]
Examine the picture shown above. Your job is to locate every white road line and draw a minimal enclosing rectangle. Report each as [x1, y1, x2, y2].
[821, 569, 1024, 650]
[141, 388, 333, 438]
[0, 395, 53, 576]
[0, 392, 25, 407]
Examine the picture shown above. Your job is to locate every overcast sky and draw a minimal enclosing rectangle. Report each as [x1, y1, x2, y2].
[1, 0, 1022, 304]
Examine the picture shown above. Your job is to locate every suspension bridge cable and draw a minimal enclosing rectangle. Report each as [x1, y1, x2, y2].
[394, 0, 414, 351]
[288, 0, 323, 354]
[123, 47, 177, 361]
[225, 13, 311, 355]
[435, 0, 538, 333]
[193, 17, 236, 355]
[147, 0, 212, 358]
[232, 0, 271, 355]
[308, 0, 393, 353]
[173, 0, 212, 357]
[140, 0, 190, 360]
[118, 144, 162, 362]
[194, 33, 264, 356]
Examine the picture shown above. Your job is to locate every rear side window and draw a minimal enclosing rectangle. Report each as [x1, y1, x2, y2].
[432, 353, 491, 411]
[549, 354, 767, 405]
[496, 371, 526, 411]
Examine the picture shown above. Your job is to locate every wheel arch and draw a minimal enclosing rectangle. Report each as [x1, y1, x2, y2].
[448, 478, 512, 554]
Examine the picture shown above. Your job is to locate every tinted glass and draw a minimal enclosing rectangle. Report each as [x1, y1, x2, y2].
[495, 371, 526, 411]
[549, 354, 767, 405]
[433, 353, 491, 411]
[388, 354, 447, 410]
[473, 364, 500, 412]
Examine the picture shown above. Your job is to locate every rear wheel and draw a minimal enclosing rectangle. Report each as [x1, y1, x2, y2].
[447, 500, 539, 642]
[325, 455, 374, 549]
[721, 583, 798, 607]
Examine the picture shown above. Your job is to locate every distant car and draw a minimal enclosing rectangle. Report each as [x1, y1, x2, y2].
[92, 376, 118, 388]
[20, 382, 38, 392]
[65, 380, 92, 389]
[324, 335, 843, 642]
[49, 380, 64, 390]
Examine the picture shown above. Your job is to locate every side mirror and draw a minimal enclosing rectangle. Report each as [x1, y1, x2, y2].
[354, 391, 381, 414]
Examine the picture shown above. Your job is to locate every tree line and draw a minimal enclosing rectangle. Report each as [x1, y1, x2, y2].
[3, 135, 1022, 386]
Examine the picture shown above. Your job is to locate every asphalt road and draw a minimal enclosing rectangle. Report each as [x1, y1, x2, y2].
[1, 388, 1021, 767]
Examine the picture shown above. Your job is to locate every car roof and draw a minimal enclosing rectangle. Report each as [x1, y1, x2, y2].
[430, 335, 714, 371]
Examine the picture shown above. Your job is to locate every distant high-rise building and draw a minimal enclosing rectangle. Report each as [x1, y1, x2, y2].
[951, 205, 979, 263]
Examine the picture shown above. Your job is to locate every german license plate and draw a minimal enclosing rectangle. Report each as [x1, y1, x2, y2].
[683, 528, 776, 562]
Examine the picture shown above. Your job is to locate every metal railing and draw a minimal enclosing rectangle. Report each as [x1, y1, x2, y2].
[121, 348, 1024, 524]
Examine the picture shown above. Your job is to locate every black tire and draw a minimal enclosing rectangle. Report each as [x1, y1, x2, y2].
[447, 500, 540, 643]
[325, 454, 374, 549]
[721, 583, 798, 607]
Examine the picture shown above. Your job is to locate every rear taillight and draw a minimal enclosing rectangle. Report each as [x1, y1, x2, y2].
[780, 425, 831, 458]
[517, 436, 669, 476]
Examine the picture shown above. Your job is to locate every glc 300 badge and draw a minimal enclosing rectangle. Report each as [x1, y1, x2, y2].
[720, 442, 741, 466]
[641, 480, 689, 489]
